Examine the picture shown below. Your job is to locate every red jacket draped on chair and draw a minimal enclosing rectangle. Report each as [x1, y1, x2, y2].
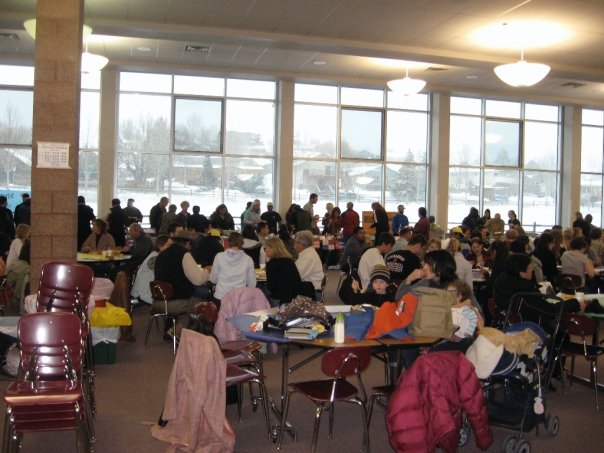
[386, 351, 493, 453]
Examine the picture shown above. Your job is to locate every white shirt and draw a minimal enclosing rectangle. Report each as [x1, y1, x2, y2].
[454, 252, 473, 289]
[295, 246, 324, 290]
[6, 238, 23, 271]
[358, 247, 385, 291]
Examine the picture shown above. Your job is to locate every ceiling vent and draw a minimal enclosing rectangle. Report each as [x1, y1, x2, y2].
[425, 66, 448, 72]
[184, 45, 211, 54]
[559, 81, 585, 89]
[0, 33, 20, 40]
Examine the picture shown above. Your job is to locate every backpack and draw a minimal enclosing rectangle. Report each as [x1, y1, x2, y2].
[409, 286, 456, 338]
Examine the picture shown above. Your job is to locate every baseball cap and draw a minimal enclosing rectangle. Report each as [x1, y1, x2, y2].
[451, 226, 463, 234]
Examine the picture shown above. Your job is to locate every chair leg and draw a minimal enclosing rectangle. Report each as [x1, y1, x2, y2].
[236, 384, 244, 422]
[569, 356, 576, 388]
[559, 356, 567, 394]
[311, 405, 324, 453]
[144, 315, 155, 347]
[252, 377, 272, 438]
[2, 409, 13, 453]
[277, 390, 294, 450]
[592, 360, 599, 411]
[172, 317, 178, 355]
[328, 403, 334, 439]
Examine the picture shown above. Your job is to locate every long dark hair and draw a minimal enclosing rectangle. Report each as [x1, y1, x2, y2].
[423, 249, 458, 287]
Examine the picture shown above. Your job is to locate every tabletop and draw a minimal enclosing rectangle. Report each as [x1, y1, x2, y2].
[77, 252, 132, 263]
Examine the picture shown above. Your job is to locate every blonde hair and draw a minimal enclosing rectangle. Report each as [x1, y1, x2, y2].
[15, 224, 30, 241]
[447, 237, 461, 253]
[427, 238, 441, 250]
[264, 237, 292, 260]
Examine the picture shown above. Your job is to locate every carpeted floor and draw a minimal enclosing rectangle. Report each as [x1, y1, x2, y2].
[1, 270, 604, 452]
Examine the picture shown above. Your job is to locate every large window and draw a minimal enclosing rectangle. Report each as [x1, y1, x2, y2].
[580, 109, 604, 226]
[293, 83, 429, 219]
[449, 97, 560, 232]
[117, 72, 276, 220]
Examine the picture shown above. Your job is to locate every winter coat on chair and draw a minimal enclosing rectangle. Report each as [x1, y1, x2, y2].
[386, 351, 493, 453]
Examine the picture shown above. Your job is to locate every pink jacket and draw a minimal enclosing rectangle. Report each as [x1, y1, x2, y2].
[214, 287, 270, 344]
[151, 329, 235, 453]
[386, 351, 493, 453]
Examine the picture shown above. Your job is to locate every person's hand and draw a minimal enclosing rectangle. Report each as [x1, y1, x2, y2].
[406, 268, 424, 284]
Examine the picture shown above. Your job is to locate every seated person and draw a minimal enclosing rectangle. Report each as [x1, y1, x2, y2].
[131, 235, 171, 305]
[210, 232, 256, 307]
[339, 226, 369, 271]
[358, 232, 395, 291]
[6, 240, 30, 314]
[560, 236, 595, 290]
[6, 224, 30, 270]
[241, 224, 265, 268]
[81, 219, 116, 252]
[294, 230, 324, 300]
[494, 253, 583, 330]
[344, 264, 396, 307]
[123, 223, 153, 267]
[154, 230, 210, 334]
[385, 234, 426, 285]
[190, 224, 224, 267]
[264, 237, 302, 307]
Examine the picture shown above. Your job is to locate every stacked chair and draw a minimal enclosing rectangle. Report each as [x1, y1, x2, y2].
[2, 312, 95, 452]
[34, 262, 96, 416]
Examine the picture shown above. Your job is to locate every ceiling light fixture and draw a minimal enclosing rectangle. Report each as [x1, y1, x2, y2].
[23, 19, 108, 73]
[494, 50, 550, 87]
[387, 68, 426, 96]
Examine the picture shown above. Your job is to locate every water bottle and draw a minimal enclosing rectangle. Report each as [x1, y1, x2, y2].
[334, 312, 345, 343]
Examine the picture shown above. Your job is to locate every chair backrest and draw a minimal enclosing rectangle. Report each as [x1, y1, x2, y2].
[562, 312, 597, 338]
[18, 312, 83, 379]
[321, 347, 372, 378]
[555, 273, 583, 291]
[150, 280, 174, 301]
[36, 262, 95, 314]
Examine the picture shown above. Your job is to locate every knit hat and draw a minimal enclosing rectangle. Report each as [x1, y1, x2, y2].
[451, 226, 463, 234]
[370, 264, 390, 284]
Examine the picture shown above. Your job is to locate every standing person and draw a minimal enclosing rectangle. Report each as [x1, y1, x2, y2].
[123, 198, 143, 226]
[209, 204, 235, 231]
[149, 196, 169, 232]
[210, 232, 256, 307]
[479, 208, 491, 228]
[321, 202, 334, 234]
[188, 205, 209, 233]
[340, 201, 360, 242]
[176, 201, 190, 228]
[391, 204, 409, 236]
[303, 193, 320, 231]
[507, 210, 521, 228]
[260, 202, 282, 234]
[462, 207, 480, 230]
[413, 206, 430, 242]
[358, 232, 395, 291]
[77, 195, 95, 251]
[13, 193, 30, 226]
[0, 195, 15, 239]
[264, 237, 302, 307]
[242, 199, 262, 228]
[371, 202, 389, 246]
[107, 198, 128, 247]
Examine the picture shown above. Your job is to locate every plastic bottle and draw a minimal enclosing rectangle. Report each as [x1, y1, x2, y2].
[334, 312, 345, 343]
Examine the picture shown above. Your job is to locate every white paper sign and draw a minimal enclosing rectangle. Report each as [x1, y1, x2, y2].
[37, 142, 70, 169]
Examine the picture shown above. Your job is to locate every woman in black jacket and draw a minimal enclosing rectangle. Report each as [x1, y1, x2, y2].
[532, 232, 558, 284]
[264, 237, 302, 307]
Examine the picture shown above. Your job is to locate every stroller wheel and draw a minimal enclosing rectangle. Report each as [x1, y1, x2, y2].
[458, 422, 470, 447]
[501, 435, 517, 453]
[514, 439, 531, 453]
[546, 415, 560, 437]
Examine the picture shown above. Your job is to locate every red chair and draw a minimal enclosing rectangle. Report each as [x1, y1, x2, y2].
[559, 313, 604, 409]
[277, 347, 371, 453]
[2, 312, 95, 452]
[35, 262, 96, 415]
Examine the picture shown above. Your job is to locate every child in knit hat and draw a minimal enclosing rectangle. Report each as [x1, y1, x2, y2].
[346, 264, 396, 307]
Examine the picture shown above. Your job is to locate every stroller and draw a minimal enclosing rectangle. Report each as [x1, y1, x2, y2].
[462, 293, 566, 453]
